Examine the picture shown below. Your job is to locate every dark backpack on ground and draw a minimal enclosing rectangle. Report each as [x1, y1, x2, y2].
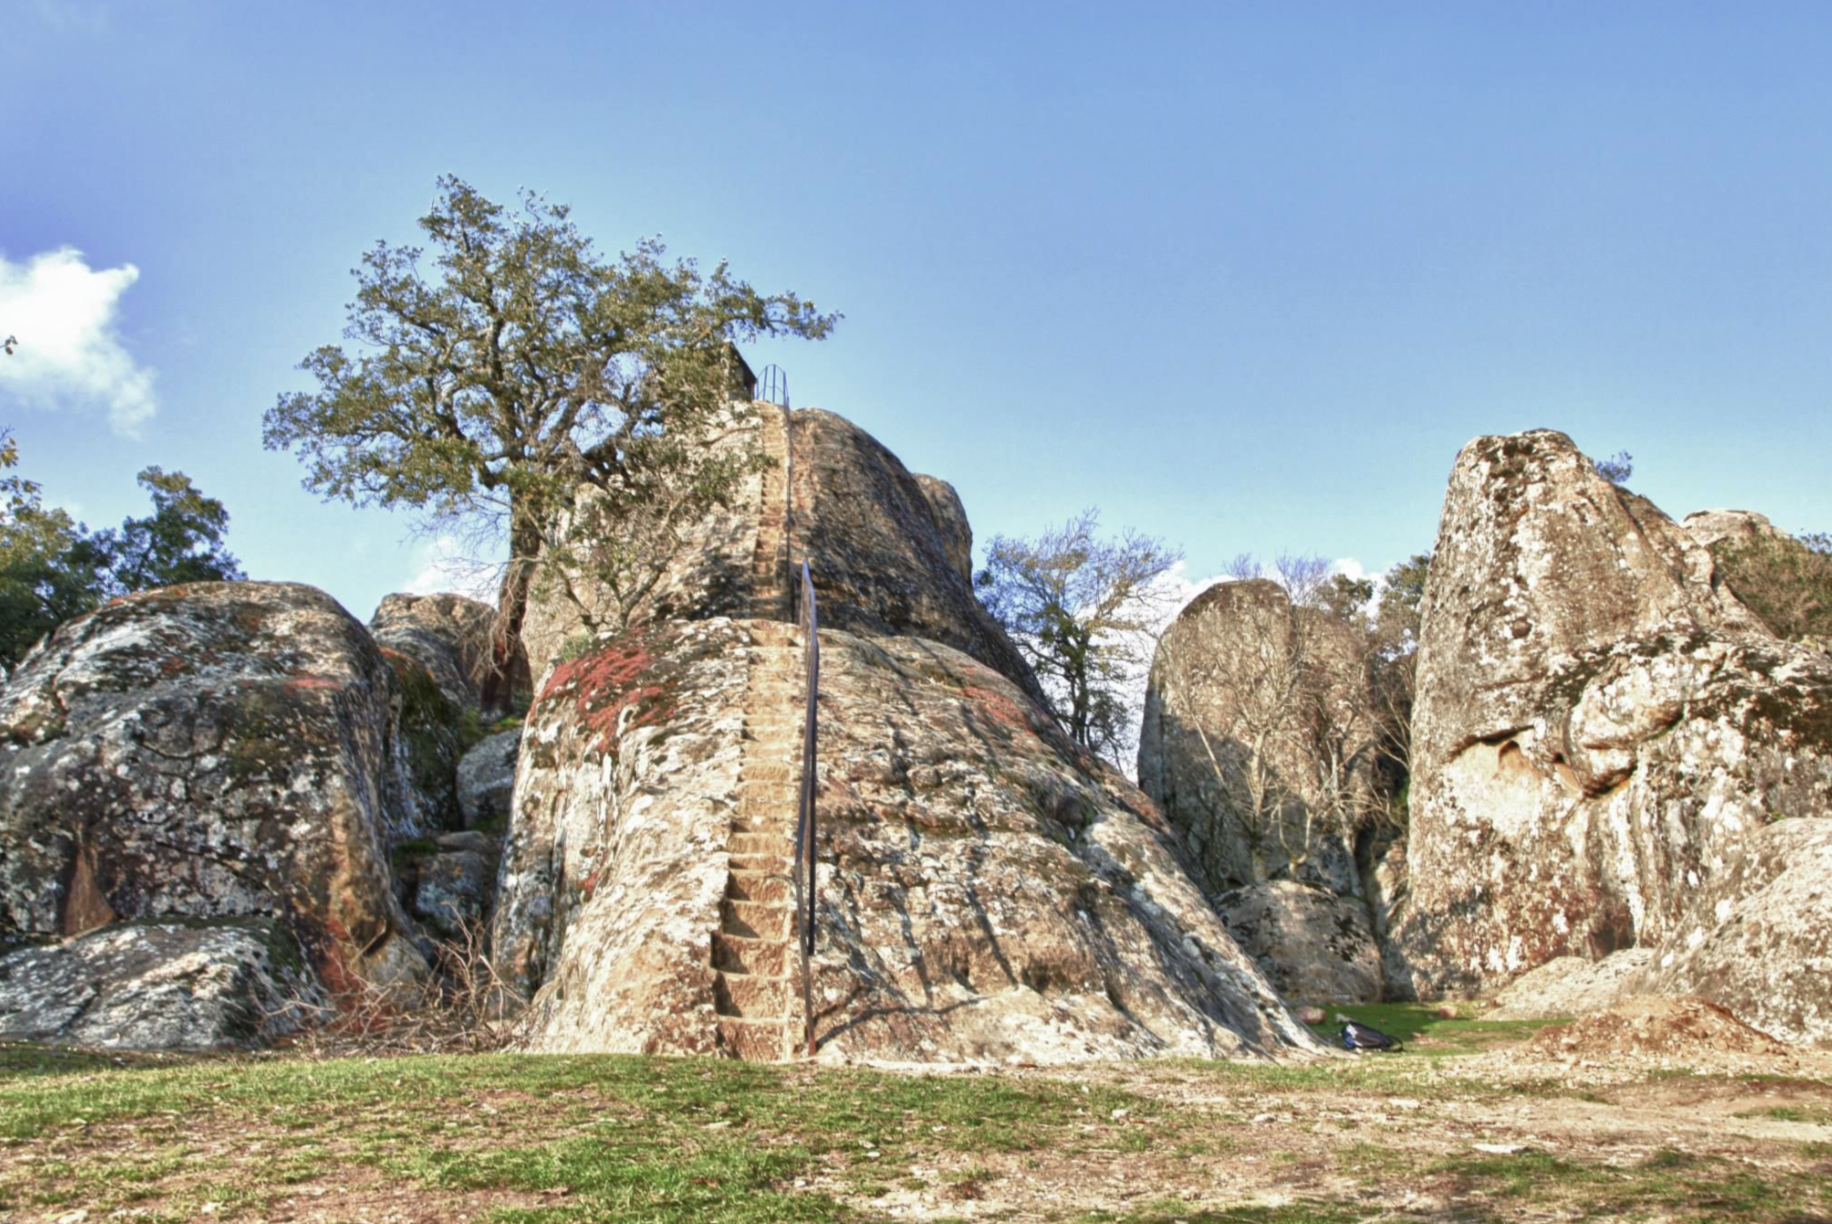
[1340, 1021, 1403, 1052]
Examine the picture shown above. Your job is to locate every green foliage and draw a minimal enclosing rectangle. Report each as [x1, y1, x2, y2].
[976, 509, 1182, 763]
[1595, 450, 1633, 484]
[1711, 529, 1832, 642]
[0, 432, 242, 668]
[93, 466, 244, 595]
[264, 175, 839, 700]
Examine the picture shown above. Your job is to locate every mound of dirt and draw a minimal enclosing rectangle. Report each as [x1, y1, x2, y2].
[1529, 996, 1789, 1061]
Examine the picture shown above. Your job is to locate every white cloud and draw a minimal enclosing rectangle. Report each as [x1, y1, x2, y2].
[402, 534, 501, 603]
[0, 247, 156, 434]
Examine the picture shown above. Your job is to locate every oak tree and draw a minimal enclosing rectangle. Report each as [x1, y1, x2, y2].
[264, 176, 837, 709]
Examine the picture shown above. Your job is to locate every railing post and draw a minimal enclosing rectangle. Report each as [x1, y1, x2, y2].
[794, 560, 819, 1058]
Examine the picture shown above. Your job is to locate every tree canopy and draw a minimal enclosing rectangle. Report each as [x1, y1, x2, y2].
[264, 175, 838, 708]
[976, 509, 1182, 764]
[0, 432, 243, 667]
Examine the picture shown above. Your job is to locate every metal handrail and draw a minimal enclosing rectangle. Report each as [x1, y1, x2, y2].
[792, 560, 819, 1057]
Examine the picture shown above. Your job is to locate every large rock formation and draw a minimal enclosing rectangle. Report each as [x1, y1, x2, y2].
[0, 582, 429, 1011]
[369, 592, 496, 710]
[493, 618, 1314, 1061]
[492, 405, 1318, 1062]
[1396, 430, 1832, 1024]
[371, 592, 502, 829]
[1138, 579, 1387, 1002]
[0, 918, 321, 1049]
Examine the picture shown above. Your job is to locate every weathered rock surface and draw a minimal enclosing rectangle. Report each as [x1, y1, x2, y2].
[1215, 881, 1383, 1005]
[411, 840, 497, 939]
[1681, 509, 1788, 551]
[1138, 578, 1387, 997]
[0, 582, 428, 996]
[1396, 430, 1832, 1011]
[786, 410, 1044, 704]
[1487, 949, 1654, 1021]
[369, 592, 496, 710]
[517, 407, 772, 684]
[913, 474, 973, 586]
[372, 592, 502, 828]
[1629, 818, 1832, 1046]
[493, 616, 1318, 1062]
[0, 919, 321, 1049]
[457, 729, 521, 830]
[1140, 579, 1381, 897]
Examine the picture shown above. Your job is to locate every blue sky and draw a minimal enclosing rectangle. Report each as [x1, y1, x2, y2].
[4, 0, 1831, 620]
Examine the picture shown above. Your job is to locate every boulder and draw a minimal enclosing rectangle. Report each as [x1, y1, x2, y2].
[1139, 579, 1381, 897]
[0, 919, 322, 1049]
[786, 410, 1044, 705]
[1396, 430, 1832, 1007]
[457, 728, 521, 830]
[369, 592, 496, 710]
[0, 581, 428, 997]
[517, 406, 771, 683]
[1487, 949, 1654, 1021]
[411, 846, 497, 939]
[1681, 508, 1788, 551]
[913, 474, 974, 586]
[493, 616, 1318, 1062]
[1628, 818, 1832, 1046]
[371, 592, 501, 827]
[1215, 881, 1383, 1005]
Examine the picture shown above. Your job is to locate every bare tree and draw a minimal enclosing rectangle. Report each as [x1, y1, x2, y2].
[976, 509, 1183, 765]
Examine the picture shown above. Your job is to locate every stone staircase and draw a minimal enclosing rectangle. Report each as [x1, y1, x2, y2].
[713, 405, 807, 1061]
[747, 405, 791, 622]
[713, 620, 807, 1061]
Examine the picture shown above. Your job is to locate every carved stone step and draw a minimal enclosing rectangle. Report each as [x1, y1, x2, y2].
[717, 1016, 791, 1062]
[721, 899, 793, 940]
[714, 971, 790, 1018]
[726, 870, 791, 903]
[730, 833, 795, 857]
[712, 931, 790, 976]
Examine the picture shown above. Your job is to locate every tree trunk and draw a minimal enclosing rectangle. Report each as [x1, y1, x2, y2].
[480, 507, 541, 716]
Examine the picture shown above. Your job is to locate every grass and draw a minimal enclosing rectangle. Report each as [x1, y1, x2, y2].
[1303, 1002, 1565, 1057]
[3, 1033, 1829, 1223]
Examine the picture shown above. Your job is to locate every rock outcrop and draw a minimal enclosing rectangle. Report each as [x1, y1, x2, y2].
[1138, 578, 1387, 1001]
[0, 582, 429, 1009]
[372, 592, 502, 828]
[369, 592, 496, 710]
[1214, 881, 1383, 1006]
[1682, 509, 1789, 551]
[492, 404, 1317, 1063]
[0, 918, 320, 1049]
[786, 409, 1043, 704]
[1396, 430, 1832, 1022]
[493, 616, 1316, 1061]
[456, 728, 521, 830]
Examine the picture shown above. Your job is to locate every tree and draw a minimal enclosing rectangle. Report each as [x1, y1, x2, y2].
[264, 175, 838, 710]
[975, 509, 1182, 764]
[1595, 451, 1633, 485]
[0, 433, 243, 667]
[94, 467, 244, 596]
[1710, 529, 1832, 642]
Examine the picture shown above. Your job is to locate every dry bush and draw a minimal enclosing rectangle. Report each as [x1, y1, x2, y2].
[276, 919, 528, 1058]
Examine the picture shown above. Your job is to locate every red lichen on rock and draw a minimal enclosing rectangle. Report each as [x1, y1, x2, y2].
[286, 675, 342, 691]
[539, 631, 677, 755]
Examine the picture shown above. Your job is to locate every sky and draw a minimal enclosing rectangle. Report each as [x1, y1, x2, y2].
[4, 0, 1831, 623]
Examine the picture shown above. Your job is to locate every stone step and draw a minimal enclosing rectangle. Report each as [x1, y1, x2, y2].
[721, 898, 794, 941]
[726, 870, 792, 903]
[730, 832, 796, 857]
[711, 931, 790, 976]
[717, 1016, 793, 1062]
[713, 971, 790, 1018]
